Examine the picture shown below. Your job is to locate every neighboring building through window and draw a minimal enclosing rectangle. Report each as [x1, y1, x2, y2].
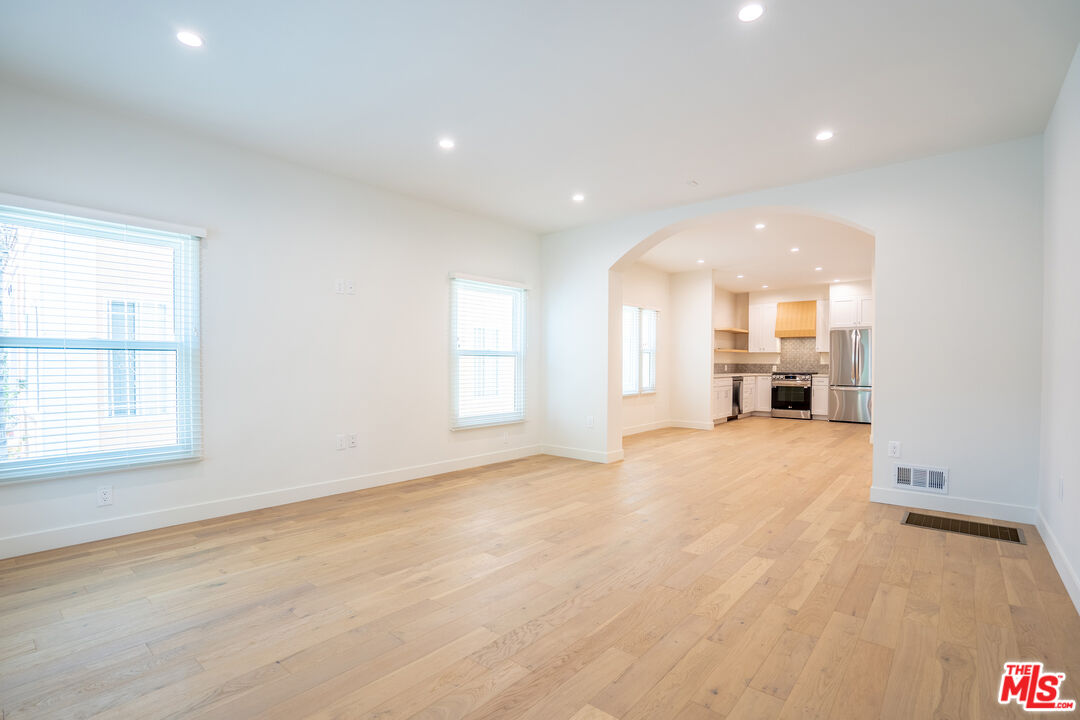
[107, 300, 137, 417]
[623, 306, 658, 395]
[0, 203, 202, 481]
[450, 277, 525, 428]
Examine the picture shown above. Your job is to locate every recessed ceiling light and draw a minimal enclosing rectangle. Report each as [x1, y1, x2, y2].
[437, 137, 456, 150]
[738, 3, 765, 22]
[815, 267, 823, 271]
[790, 247, 800, 253]
[687, 179, 700, 187]
[754, 223, 766, 230]
[176, 30, 204, 48]
[571, 193, 585, 203]
[833, 279, 841, 283]
[762, 284, 769, 289]
[815, 129, 835, 142]
[736, 274, 745, 279]
[696, 259, 705, 264]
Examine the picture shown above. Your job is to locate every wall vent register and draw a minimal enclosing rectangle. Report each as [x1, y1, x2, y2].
[894, 463, 948, 494]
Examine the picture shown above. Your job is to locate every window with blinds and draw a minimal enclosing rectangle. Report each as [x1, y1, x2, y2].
[0, 204, 201, 481]
[622, 306, 657, 396]
[450, 277, 525, 429]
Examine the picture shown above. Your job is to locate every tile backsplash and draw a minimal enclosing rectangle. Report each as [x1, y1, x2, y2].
[714, 337, 828, 375]
[778, 337, 828, 373]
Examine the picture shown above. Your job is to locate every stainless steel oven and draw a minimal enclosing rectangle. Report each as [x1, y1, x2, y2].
[771, 373, 812, 420]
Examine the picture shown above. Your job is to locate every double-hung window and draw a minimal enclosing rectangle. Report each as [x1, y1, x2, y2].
[0, 202, 202, 481]
[450, 276, 525, 429]
[622, 306, 657, 395]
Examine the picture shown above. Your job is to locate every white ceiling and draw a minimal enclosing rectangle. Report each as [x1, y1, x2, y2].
[2, 1, 1079, 233]
[638, 210, 873, 293]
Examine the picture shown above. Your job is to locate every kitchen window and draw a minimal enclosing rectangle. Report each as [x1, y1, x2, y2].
[622, 306, 658, 395]
[0, 202, 202, 481]
[450, 276, 526, 429]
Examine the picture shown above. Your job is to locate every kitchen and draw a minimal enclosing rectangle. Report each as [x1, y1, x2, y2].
[620, 210, 875, 437]
[711, 280, 874, 425]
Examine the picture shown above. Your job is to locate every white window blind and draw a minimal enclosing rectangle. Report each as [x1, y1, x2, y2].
[622, 305, 658, 396]
[0, 204, 201, 481]
[450, 277, 525, 429]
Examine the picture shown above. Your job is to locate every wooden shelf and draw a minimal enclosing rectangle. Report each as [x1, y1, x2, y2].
[714, 327, 749, 334]
[714, 348, 749, 353]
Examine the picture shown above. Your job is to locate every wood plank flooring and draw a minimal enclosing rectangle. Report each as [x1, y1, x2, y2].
[2, 418, 1078, 719]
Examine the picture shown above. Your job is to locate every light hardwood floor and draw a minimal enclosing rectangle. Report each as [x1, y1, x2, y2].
[1, 418, 1078, 719]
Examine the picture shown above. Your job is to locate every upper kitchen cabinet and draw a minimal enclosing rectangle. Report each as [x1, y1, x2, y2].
[748, 304, 780, 353]
[815, 300, 829, 352]
[829, 295, 873, 328]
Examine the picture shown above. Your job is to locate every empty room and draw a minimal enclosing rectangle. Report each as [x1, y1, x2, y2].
[2, 1, 1080, 718]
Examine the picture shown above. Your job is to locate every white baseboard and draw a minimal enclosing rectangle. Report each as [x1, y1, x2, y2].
[622, 420, 671, 436]
[1036, 508, 1080, 616]
[670, 420, 716, 431]
[541, 445, 624, 463]
[0, 445, 543, 560]
[869, 486, 1037, 525]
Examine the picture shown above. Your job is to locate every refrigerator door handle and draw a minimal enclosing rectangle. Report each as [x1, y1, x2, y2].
[853, 329, 861, 385]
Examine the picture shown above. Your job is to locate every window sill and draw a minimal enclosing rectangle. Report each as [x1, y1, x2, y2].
[450, 417, 526, 431]
[0, 453, 203, 485]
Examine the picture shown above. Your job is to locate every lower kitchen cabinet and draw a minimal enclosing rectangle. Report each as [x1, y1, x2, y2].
[712, 377, 732, 420]
[812, 376, 828, 418]
[756, 376, 772, 412]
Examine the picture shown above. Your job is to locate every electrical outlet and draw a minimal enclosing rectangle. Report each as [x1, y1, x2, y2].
[347, 433, 358, 448]
[887, 441, 901, 458]
[335, 434, 347, 451]
[97, 485, 113, 507]
[502, 431, 509, 445]
[334, 279, 346, 294]
[586, 415, 594, 428]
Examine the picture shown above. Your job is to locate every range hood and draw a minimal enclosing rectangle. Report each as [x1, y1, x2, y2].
[774, 300, 817, 338]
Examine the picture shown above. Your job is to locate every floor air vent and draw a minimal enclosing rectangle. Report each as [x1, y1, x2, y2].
[903, 511, 1025, 544]
[894, 464, 948, 494]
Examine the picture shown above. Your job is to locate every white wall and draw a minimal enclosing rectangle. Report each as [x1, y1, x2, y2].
[749, 284, 830, 305]
[669, 270, 715, 429]
[1039, 47, 1080, 608]
[829, 280, 873, 302]
[544, 136, 1043, 522]
[0, 82, 543, 557]
[621, 263, 671, 435]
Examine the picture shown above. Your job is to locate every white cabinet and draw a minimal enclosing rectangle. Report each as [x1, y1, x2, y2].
[748, 304, 780, 353]
[815, 300, 829, 352]
[756, 376, 772, 412]
[812, 376, 828, 417]
[829, 296, 873, 328]
[858, 297, 875, 327]
[712, 377, 732, 420]
[742, 381, 755, 416]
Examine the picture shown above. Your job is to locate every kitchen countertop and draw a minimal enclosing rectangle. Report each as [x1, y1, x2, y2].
[713, 372, 828, 377]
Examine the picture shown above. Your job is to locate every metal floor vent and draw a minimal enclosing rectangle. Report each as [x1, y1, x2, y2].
[903, 511, 1025, 544]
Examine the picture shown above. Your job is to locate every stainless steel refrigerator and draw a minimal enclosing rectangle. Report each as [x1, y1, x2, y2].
[828, 328, 872, 423]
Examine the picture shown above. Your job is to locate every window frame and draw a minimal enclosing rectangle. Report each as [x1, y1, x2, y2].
[0, 197, 203, 482]
[449, 275, 526, 430]
[622, 305, 659, 397]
